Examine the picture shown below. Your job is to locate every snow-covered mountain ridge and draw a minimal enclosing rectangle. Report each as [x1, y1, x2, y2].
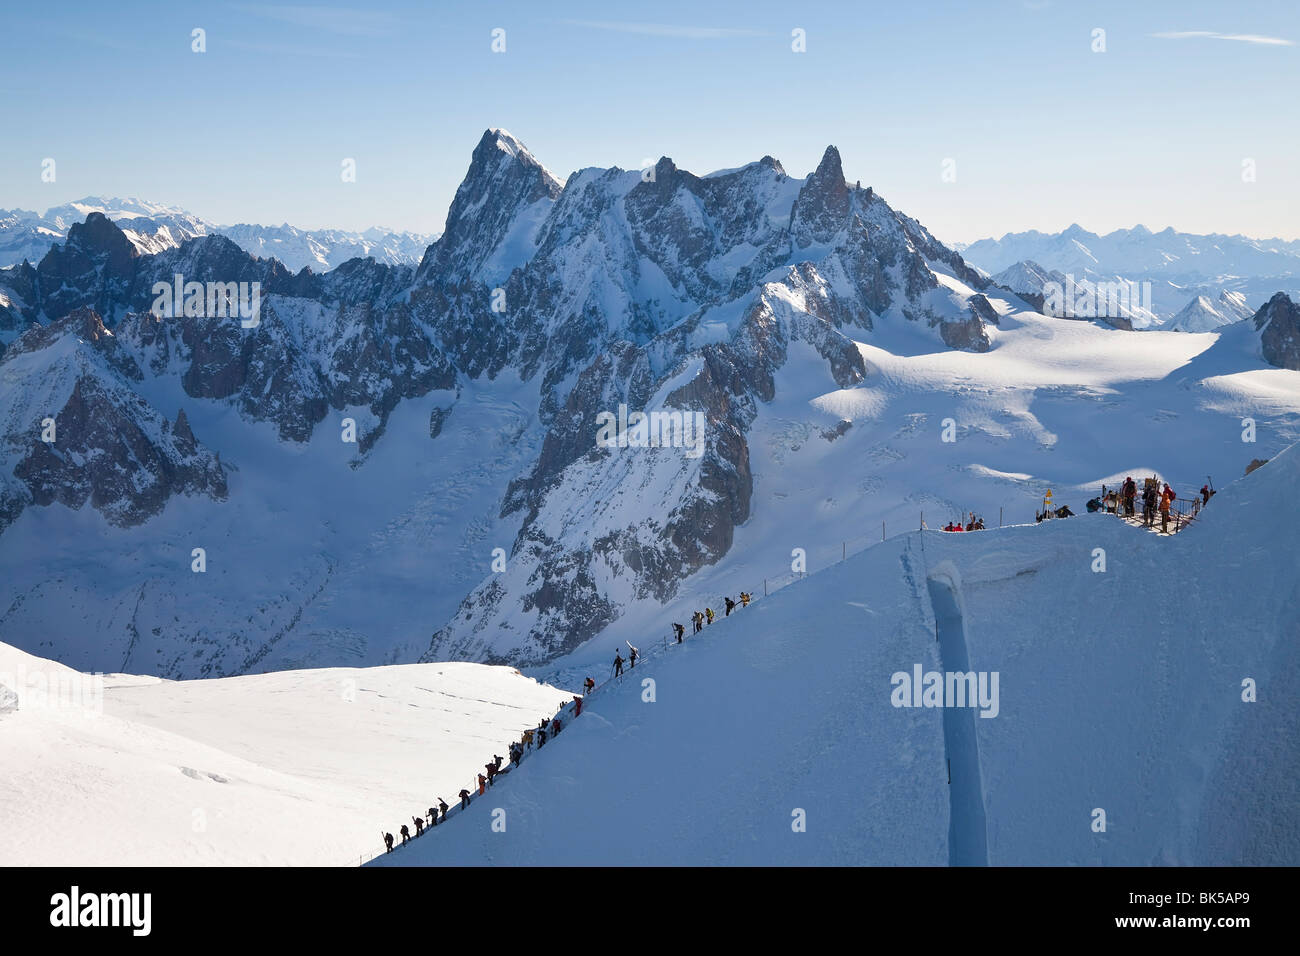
[2, 129, 1299, 680]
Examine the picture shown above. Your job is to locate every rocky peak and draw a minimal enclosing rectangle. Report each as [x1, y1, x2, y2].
[173, 407, 196, 448]
[416, 129, 564, 285]
[790, 146, 852, 245]
[36, 213, 139, 320]
[1253, 292, 1300, 370]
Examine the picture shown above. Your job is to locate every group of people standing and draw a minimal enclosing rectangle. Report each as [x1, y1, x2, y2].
[942, 514, 985, 532]
[1090, 476, 1214, 534]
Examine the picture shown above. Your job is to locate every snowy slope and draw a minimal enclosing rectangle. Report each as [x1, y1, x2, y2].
[377, 442, 1300, 866]
[0, 641, 572, 866]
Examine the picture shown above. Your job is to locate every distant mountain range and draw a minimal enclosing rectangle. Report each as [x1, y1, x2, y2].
[0, 197, 436, 274]
[961, 224, 1300, 324]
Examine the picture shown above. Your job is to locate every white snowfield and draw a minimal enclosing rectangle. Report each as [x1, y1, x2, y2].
[374, 442, 1300, 866]
[0, 649, 572, 866]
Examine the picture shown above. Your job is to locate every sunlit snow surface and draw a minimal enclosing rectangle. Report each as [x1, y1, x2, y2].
[0, 644, 571, 866]
[377, 442, 1299, 865]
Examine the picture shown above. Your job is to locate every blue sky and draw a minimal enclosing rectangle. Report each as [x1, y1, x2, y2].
[1, 0, 1296, 243]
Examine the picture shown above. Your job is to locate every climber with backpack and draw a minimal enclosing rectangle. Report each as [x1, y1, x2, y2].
[673, 622, 684, 643]
[384, 831, 394, 853]
[400, 824, 410, 845]
[613, 652, 624, 677]
[459, 788, 471, 809]
[725, 596, 736, 616]
[413, 815, 424, 837]
[705, 607, 714, 624]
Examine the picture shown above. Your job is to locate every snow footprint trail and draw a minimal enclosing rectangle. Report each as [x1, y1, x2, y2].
[926, 570, 989, 867]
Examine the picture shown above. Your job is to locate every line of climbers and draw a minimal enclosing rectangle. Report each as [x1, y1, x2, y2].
[1085, 476, 1215, 534]
[380, 690, 589, 854]
[379, 585, 761, 856]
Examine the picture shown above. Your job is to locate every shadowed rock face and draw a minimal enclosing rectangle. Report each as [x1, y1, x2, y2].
[1254, 292, 1300, 371]
[35, 213, 139, 321]
[1, 309, 227, 531]
[0, 130, 1003, 667]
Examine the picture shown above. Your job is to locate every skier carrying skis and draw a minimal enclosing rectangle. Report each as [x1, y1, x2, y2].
[628, 643, 638, 668]
[413, 815, 424, 836]
[400, 824, 410, 845]
[439, 798, 449, 821]
[428, 807, 438, 827]
[613, 652, 624, 677]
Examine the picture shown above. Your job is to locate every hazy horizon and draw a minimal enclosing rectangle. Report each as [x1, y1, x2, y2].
[3, 0, 1297, 243]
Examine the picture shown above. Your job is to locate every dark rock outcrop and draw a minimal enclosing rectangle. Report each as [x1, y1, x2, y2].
[1253, 292, 1300, 370]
